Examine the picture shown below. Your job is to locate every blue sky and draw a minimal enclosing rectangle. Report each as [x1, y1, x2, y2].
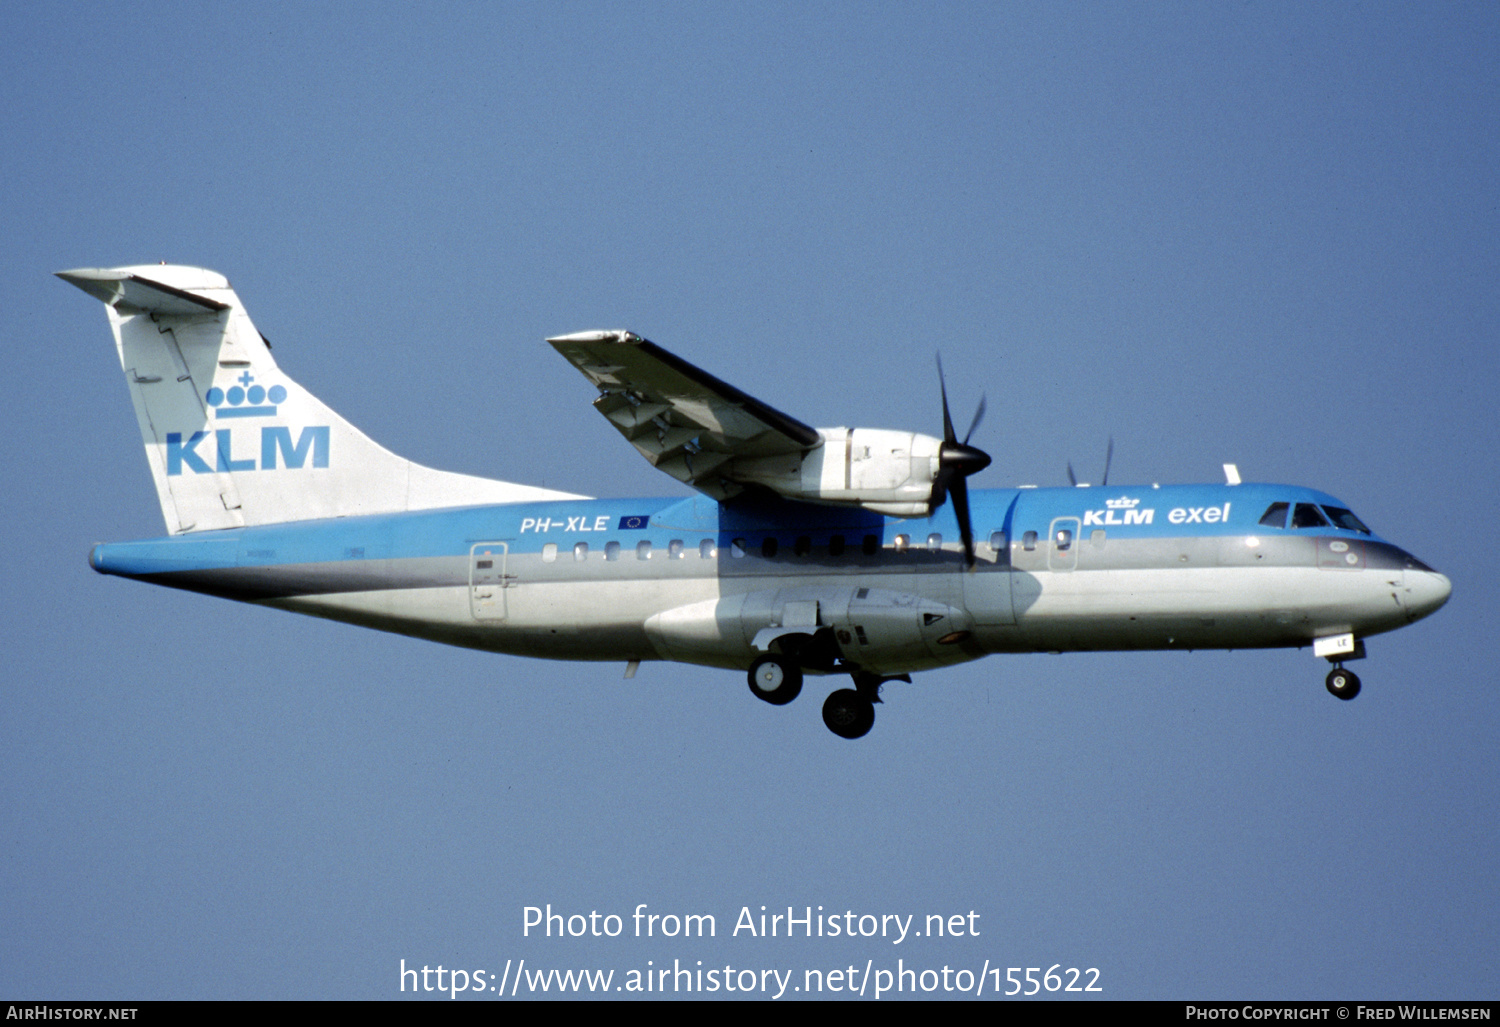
[3, 1, 1496, 1000]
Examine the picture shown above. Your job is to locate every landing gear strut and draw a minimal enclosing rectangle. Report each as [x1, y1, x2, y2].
[1326, 665, 1361, 701]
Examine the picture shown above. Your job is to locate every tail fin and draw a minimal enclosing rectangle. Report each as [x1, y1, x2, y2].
[60, 265, 582, 534]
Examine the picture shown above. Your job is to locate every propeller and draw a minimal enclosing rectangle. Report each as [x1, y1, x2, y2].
[934, 355, 992, 567]
[1067, 436, 1114, 488]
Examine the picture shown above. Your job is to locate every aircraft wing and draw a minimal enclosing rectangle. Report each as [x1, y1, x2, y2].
[548, 331, 821, 499]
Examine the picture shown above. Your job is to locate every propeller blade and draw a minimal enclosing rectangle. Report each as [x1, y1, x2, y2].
[1067, 437, 1114, 487]
[933, 354, 991, 567]
[964, 395, 987, 445]
[936, 354, 957, 444]
[952, 475, 977, 567]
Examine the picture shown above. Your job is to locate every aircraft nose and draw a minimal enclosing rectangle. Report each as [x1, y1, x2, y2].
[1404, 569, 1452, 622]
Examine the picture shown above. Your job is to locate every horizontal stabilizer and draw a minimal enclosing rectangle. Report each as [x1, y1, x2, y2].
[56, 267, 230, 315]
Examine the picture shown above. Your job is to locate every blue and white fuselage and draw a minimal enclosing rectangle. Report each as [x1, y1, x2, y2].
[90, 483, 1447, 670]
[65, 265, 1450, 738]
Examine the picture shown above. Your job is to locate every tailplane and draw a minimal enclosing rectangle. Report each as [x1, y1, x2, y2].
[61, 265, 581, 534]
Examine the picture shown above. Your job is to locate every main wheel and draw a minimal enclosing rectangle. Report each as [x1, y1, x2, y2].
[1326, 667, 1361, 700]
[748, 655, 803, 706]
[822, 688, 876, 739]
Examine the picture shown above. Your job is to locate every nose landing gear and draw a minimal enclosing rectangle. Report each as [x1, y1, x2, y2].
[1317, 635, 1366, 701]
[1326, 665, 1361, 700]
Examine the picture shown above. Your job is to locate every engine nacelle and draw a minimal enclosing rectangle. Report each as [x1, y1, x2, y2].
[730, 428, 942, 517]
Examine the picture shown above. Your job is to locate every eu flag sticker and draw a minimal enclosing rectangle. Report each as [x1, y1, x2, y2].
[618, 515, 650, 530]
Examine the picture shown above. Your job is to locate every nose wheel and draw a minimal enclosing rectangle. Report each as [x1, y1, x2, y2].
[1326, 665, 1361, 700]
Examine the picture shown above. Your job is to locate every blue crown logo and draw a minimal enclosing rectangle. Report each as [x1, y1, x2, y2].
[1105, 496, 1140, 509]
[206, 371, 286, 418]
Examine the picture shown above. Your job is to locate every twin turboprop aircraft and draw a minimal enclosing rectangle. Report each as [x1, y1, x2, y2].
[64, 265, 1451, 738]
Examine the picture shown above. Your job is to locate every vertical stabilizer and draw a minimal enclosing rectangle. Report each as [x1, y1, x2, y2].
[61, 265, 582, 534]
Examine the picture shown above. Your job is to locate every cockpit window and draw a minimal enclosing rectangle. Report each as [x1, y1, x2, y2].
[1291, 503, 1330, 529]
[1321, 506, 1372, 534]
[1258, 502, 1288, 529]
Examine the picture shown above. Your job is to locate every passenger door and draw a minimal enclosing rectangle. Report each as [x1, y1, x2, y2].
[469, 542, 511, 620]
[1048, 517, 1080, 572]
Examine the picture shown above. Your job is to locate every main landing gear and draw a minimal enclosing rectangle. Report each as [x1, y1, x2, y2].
[745, 657, 904, 739]
[822, 686, 876, 739]
[747, 654, 803, 706]
[821, 671, 902, 740]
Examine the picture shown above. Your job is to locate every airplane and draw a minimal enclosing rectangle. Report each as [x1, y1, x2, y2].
[61, 264, 1452, 739]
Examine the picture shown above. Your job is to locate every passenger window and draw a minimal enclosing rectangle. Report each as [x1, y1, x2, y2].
[1023, 531, 1038, 551]
[699, 539, 716, 559]
[1090, 528, 1106, 546]
[605, 541, 621, 561]
[1055, 527, 1073, 550]
[829, 534, 846, 557]
[573, 541, 589, 561]
[862, 535, 879, 556]
[1322, 506, 1372, 534]
[668, 539, 684, 559]
[794, 536, 811, 556]
[893, 534, 909, 551]
[731, 539, 746, 559]
[988, 531, 1007, 551]
[542, 543, 557, 563]
[1292, 503, 1330, 529]
[927, 533, 943, 551]
[1258, 502, 1289, 529]
[761, 537, 778, 558]
[637, 540, 652, 560]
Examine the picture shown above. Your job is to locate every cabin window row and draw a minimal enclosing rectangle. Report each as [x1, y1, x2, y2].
[538, 507, 1371, 563]
[536, 532, 1016, 563]
[539, 540, 717, 562]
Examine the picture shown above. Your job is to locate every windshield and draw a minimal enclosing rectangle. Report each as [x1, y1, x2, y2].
[1321, 506, 1372, 534]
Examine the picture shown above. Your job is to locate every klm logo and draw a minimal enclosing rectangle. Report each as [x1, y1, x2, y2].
[166, 372, 330, 475]
[206, 371, 287, 419]
[167, 427, 329, 475]
[1083, 496, 1155, 527]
